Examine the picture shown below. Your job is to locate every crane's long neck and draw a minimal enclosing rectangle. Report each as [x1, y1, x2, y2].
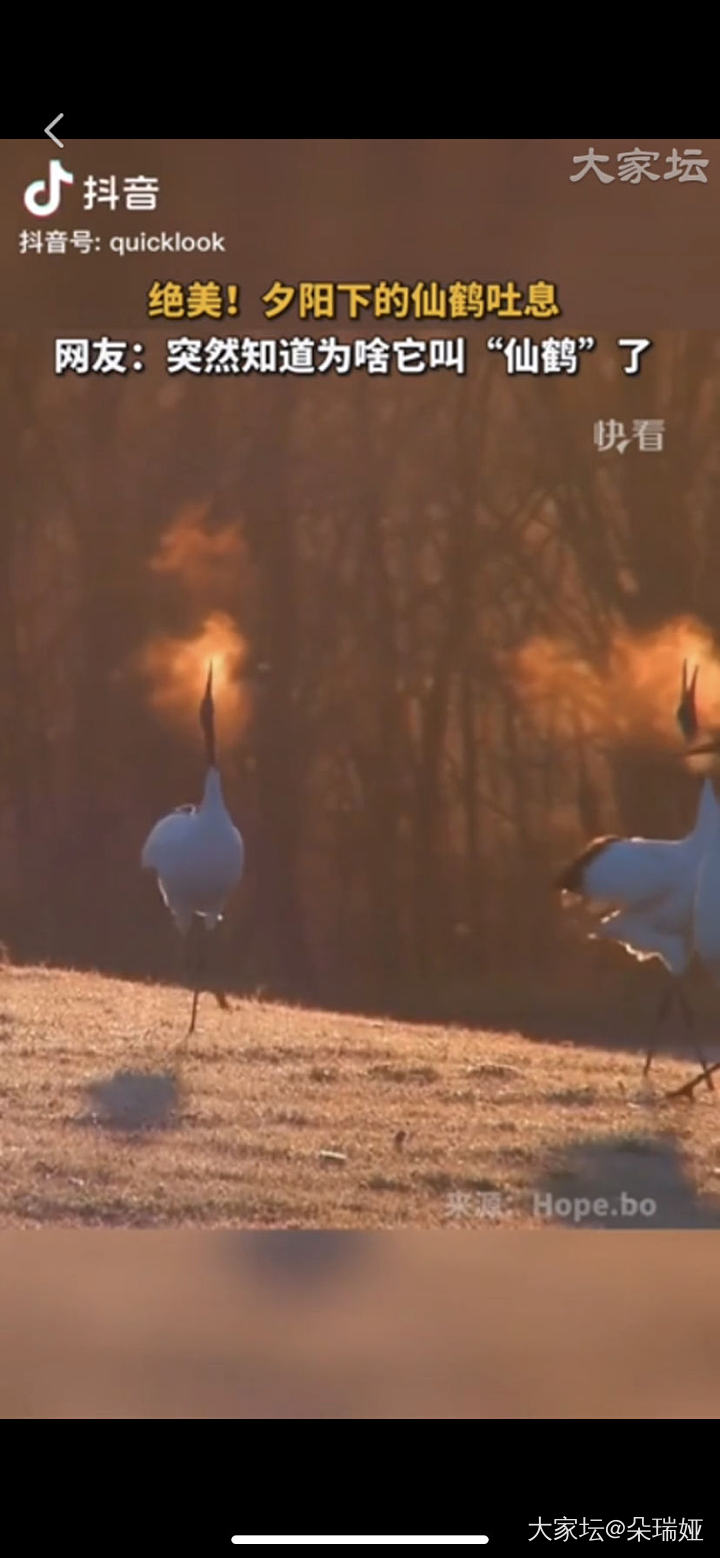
[199, 666, 225, 813]
[203, 710, 216, 769]
[201, 765, 225, 811]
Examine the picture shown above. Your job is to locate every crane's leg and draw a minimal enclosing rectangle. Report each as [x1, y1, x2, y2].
[187, 930, 229, 1033]
[177, 924, 230, 1045]
[644, 983, 674, 1076]
[667, 1059, 720, 1100]
[178, 930, 191, 984]
[644, 980, 714, 1090]
[676, 983, 714, 1091]
[205, 921, 230, 1013]
[172, 922, 203, 1048]
[188, 930, 205, 1035]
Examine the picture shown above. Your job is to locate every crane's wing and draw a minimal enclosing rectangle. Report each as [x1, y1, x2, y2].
[556, 836, 697, 913]
[591, 912, 688, 976]
[141, 810, 198, 872]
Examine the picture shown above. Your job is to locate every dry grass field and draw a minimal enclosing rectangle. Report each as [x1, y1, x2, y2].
[2, 963, 720, 1229]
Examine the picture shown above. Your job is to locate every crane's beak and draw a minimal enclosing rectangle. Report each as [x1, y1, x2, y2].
[200, 662, 216, 765]
[676, 659, 700, 743]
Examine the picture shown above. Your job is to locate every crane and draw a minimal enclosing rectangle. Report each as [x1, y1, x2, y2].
[554, 661, 717, 1087]
[142, 662, 245, 1037]
[665, 717, 720, 1097]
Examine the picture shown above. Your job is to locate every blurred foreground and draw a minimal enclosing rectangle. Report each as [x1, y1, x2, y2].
[1, 1231, 719, 1417]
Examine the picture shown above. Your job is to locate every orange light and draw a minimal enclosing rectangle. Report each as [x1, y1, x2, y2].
[513, 614, 720, 746]
[149, 503, 246, 596]
[139, 612, 251, 739]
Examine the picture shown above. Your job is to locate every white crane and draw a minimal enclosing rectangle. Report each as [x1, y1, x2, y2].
[142, 662, 245, 1036]
[666, 720, 720, 1097]
[554, 661, 718, 1087]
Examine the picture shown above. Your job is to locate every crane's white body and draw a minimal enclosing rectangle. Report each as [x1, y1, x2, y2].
[690, 809, 720, 975]
[585, 778, 720, 976]
[555, 661, 720, 1091]
[142, 767, 244, 936]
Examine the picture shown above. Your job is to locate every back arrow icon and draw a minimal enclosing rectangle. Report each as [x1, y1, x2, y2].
[44, 114, 64, 148]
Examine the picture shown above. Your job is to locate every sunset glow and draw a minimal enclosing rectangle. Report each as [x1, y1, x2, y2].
[513, 615, 720, 747]
[139, 611, 251, 739]
[150, 502, 246, 595]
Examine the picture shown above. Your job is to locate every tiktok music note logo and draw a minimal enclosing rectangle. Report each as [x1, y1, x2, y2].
[23, 158, 74, 217]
